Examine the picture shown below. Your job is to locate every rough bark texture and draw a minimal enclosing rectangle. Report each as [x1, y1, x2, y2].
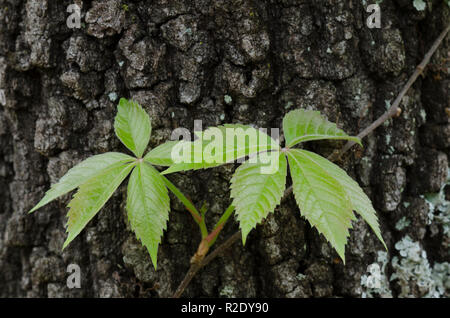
[0, 0, 449, 298]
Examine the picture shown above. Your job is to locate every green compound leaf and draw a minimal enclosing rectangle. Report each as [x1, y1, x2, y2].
[29, 152, 135, 213]
[63, 162, 136, 249]
[127, 162, 170, 269]
[293, 150, 386, 249]
[230, 152, 287, 244]
[144, 141, 182, 167]
[287, 149, 355, 262]
[114, 98, 152, 158]
[161, 140, 220, 174]
[282, 109, 361, 148]
[197, 124, 279, 161]
[163, 124, 279, 174]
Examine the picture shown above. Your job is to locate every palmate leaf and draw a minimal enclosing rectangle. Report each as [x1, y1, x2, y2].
[230, 153, 287, 244]
[197, 124, 279, 161]
[294, 150, 386, 249]
[282, 109, 361, 148]
[144, 141, 180, 166]
[287, 149, 356, 262]
[114, 98, 151, 158]
[145, 139, 224, 172]
[29, 152, 135, 213]
[163, 124, 279, 174]
[63, 162, 136, 249]
[127, 162, 170, 269]
[161, 140, 221, 174]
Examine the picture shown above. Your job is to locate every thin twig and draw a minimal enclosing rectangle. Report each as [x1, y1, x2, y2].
[172, 232, 241, 298]
[172, 24, 450, 298]
[201, 231, 241, 267]
[331, 23, 450, 161]
[172, 262, 203, 298]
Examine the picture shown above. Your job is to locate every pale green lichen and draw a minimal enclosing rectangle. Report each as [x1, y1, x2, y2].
[296, 273, 307, 281]
[424, 168, 450, 243]
[108, 92, 118, 102]
[413, 0, 427, 11]
[285, 101, 293, 109]
[224, 95, 232, 104]
[390, 235, 449, 297]
[361, 251, 393, 298]
[431, 263, 450, 296]
[385, 134, 391, 145]
[395, 216, 410, 231]
[219, 285, 235, 297]
[384, 100, 391, 110]
[419, 109, 427, 122]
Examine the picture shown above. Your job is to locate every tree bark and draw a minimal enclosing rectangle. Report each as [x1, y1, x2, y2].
[0, 0, 448, 298]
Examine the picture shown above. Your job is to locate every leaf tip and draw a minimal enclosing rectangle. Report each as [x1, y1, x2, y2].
[149, 249, 158, 270]
[28, 206, 38, 214]
[380, 237, 388, 251]
[118, 97, 128, 107]
[151, 260, 158, 271]
[241, 228, 251, 246]
[62, 237, 71, 251]
[161, 168, 171, 175]
[336, 247, 346, 265]
[29, 198, 47, 214]
[354, 137, 363, 147]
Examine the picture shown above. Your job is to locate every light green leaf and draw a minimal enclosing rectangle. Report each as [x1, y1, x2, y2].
[282, 109, 361, 147]
[163, 124, 279, 174]
[29, 152, 135, 213]
[287, 149, 356, 262]
[293, 150, 386, 249]
[127, 162, 170, 268]
[144, 141, 181, 166]
[197, 124, 279, 161]
[114, 98, 151, 158]
[161, 140, 220, 174]
[63, 162, 136, 249]
[230, 153, 287, 244]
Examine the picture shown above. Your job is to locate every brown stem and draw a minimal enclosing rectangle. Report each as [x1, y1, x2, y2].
[172, 262, 203, 298]
[201, 231, 241, 267]
[172, 231, 241, 298]
[172, 24, 450, 298]
[205, 223, 224, 245]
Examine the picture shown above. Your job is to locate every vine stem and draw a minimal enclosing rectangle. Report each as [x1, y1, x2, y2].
[162, 176, 208, 238]
[207, 204, 235, 246]
[172, 24, 449, 298]
[172, 231, 241, 298]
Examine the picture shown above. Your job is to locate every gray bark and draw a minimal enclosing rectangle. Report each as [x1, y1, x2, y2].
[0, 0, 448, 298]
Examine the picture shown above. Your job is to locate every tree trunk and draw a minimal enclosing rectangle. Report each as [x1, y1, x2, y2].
[0, 0, 448, 298]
